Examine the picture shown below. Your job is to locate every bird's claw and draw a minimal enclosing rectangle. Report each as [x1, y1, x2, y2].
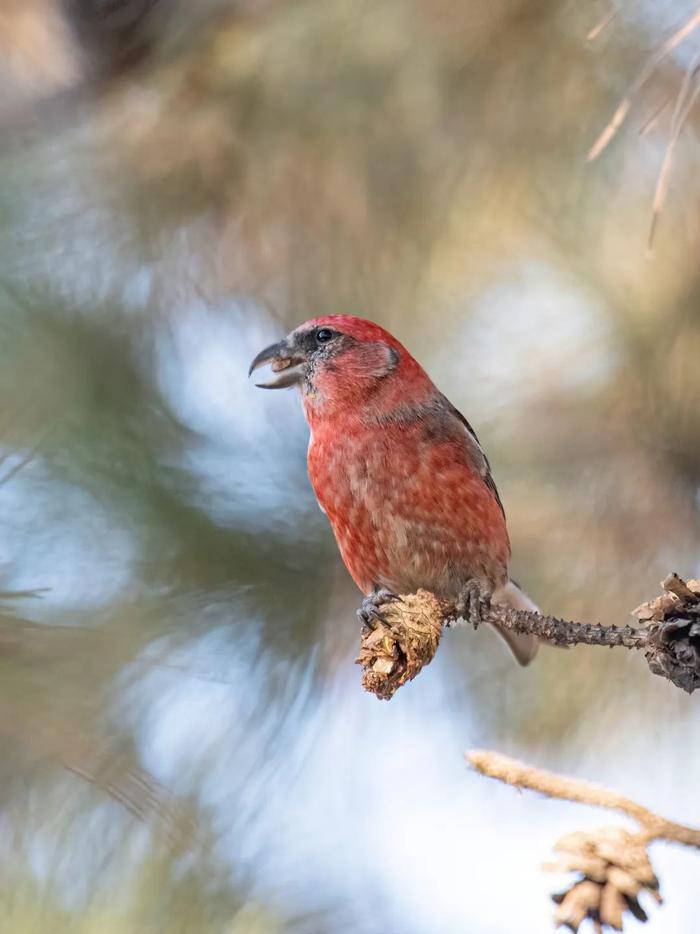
[454, 579, 492, 629]
[357, 588, 400, 630]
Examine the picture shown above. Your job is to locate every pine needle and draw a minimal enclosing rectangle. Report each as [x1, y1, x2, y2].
[588, 7, 700, 161]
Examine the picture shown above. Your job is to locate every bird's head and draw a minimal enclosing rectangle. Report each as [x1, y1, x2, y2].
[249, 315, 430, 416]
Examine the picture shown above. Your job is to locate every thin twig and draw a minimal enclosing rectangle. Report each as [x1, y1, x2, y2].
[587, 9, 618, 43]
[648, 53, 700, 248]
[588, 7, 700, 161]
[639, 94, 672, 137]
[467, 750, 700, 849]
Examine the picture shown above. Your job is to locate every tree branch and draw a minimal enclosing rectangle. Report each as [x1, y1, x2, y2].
[466, 749, 700, 932]
[467, 749, 700, 849]
[355, 574, 700, 699]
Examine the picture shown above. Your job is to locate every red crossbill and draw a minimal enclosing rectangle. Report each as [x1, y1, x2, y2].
[249, 315, 539, 664]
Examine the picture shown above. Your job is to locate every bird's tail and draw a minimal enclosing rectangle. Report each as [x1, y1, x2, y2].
[490, 579, 540, 666]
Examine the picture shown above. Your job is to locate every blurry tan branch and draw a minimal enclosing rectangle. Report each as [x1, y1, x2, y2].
[587, 6, 700, 247]
[356, 574, 700, 700]
[467, 750, 700, 932]
[467, 750, 700, 849]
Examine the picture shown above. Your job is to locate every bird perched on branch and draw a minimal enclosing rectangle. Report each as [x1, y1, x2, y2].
[249, 315, 539, 664]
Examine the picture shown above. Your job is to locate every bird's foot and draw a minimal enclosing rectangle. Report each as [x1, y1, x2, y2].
[357, 588, 400, 630]
[454, 579, 492, 630]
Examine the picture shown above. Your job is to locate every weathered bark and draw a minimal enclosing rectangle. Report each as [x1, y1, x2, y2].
[356, 574, 700, 699]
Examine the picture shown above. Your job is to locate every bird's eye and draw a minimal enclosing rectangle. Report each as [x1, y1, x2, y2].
[315, 328, 334, 344]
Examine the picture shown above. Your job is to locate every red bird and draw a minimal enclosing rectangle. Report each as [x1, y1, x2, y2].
[249, 315, 539, 664]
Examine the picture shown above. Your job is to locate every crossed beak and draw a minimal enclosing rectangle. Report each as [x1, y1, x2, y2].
[248, 338, 306, 389]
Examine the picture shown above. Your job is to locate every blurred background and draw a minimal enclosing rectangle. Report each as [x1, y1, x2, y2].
[0, 1, 699, 931]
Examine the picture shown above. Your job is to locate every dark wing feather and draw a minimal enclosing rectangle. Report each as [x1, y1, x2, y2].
[440, 396, 506, 518]
[370, 393, 507, 519]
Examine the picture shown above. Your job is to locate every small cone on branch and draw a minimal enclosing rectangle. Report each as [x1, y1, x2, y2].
[632, 575, 700, 621]
[633, 575, 700, 694]
[355, 589, 445, 700]
[545, 826, 661, 932]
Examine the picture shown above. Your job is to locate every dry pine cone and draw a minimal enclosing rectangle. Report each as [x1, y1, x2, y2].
[545, 826, 662, 933]
[355, 589, 444, 700]
[633, 575, 700, 694]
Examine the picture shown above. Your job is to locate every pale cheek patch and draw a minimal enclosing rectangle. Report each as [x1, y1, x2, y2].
[365, 344, 399, 378]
